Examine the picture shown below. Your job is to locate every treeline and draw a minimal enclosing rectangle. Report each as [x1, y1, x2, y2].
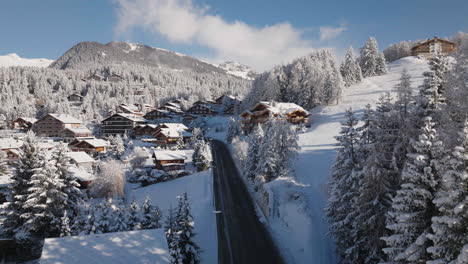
[326, 35, 468, 263]
[0, 62, 251, 124]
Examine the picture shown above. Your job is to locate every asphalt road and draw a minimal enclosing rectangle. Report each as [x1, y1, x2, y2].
[211, 140, 284, 264]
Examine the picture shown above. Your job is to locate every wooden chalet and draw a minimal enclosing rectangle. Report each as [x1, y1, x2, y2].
[240, 101, 310, 132]
[85, 73, 105, 82]
[62, 127, 93, 143]
[0, 138, 22, 161]
[33, 114, 83, 138]
[153, 125, 192, 146]
[144, 109, 172, 120]
[11, 117, 37, 131]
[411, 37, 458, 58]
[187, 103, 218, 116]
[100, 113, 147, 137]
[117, 104, 144, 116]
[67, 93, 84, 102]
[152, 150, 186, 171]
[133, 124, 159, 138]
[66, 151, 96, 171]
[69, 138, 108, 155]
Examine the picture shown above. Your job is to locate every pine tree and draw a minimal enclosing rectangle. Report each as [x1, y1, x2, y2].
[428, 121, 468, 263]
[340, 46, 363, 87]
[3, 132, 44, 238]
[376, 52, 388, 75]
[243, 125, 264, 182]
[326, 108, 361, 263]
[395, 68, 413, 118]
[360, 37, 383, 77]
[165, 206, 179, 263]
[172, 193, 201, 264]
[226, 117, 241, 144]
[141, 196, 162, 229]
[383, 117, 445, 263]
[128, 199, 142, 230]
[193, 138, 212, 172]
[94, 199, 115, 234]
[113, 135, 125, 159]
[60, 211, 72, 237]
[22, 153, 67, 238]
[0, 151, 9, 177]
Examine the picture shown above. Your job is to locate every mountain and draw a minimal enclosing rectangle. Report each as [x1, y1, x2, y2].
[216, 61, 257, 80]
[0, 53, 53, 68]
[50, 41, 227, 74]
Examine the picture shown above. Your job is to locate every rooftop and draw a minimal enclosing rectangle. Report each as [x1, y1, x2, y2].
[66, 151, 95, 163]
[48, 114, 83, 124]
[153, 150, 187, 161]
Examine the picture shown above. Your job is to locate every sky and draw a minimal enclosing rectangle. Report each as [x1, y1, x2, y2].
[1, 0, 467, 71]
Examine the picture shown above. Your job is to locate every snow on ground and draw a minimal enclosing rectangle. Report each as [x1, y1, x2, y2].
[0, 53, 53, 67]
[128, 170, 217, 264]
[202, 116, 230, 141]
[40, 229, 170, 264]
[268, 56, 429, 264]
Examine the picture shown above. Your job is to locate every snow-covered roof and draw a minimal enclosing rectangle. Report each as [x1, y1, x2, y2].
[0, 138, 23, 149]
[48, 114, 83, 124]
[68, 166, 96, 181]
[252, 101, 310, 116]
[157, 128, 187, 138]
[40, 229, 170, 264]
[66, 152, 95, 164]
[153, 150, 187, 161]
[160, 123, 188, 131]
[64, 127, 92, 134]
[15, 117, 37, 123]
[81, 138, 108, 148]
[104, 113, 146, 122]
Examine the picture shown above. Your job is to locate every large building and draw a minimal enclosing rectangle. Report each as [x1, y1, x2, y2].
[100, 113, 146, 137]
[33, 114, 83, 138]
[411, 37, 458, 58]
[240, 101, 310, 132]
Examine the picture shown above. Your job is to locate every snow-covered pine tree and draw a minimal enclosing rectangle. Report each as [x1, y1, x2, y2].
[428, 121, 468, 263]
[395, 68, 413, 118]
[340, 46, 363, 87]
[226, 117, 241, 144]
[325, 108, 361, 263]
[173, 193, 200, 264]
[376, 52, 388, 75]
[3, 132, 44, 237]
[193, 138, 212, 172]
[0, 151, 9, 177]
[383, 117, 445, 263]
[141, 196, 162, 229]
[360, 37, 382, 77]
[112, 201, 130, 232]
[53, 143, 83, 219]
[127, 199, 142, 230]
[165, 206, 179, 263]
[112, 135, 125, 159]
[59, 210, 72, 237]
[94, 199, 115, 234]
[243, 125, 264, 182]
[22, 151, 67, 238]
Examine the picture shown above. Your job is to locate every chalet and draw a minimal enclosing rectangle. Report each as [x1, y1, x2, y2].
[152, 150, 187, 171]
[133, 124, 159, 138]
[11, 117, 37, 131]
[154, 127, 192, 146]
[411, 37, 458, 58]
[107, 73, 124, 83]
[100, 113, 147, 137]
[69, 138, 108, 155]
[156, 123, 188, 132]
[66, 151, 96, 171]
[0, 138, 22, 161]
[85, 73, 105, 82]
[33, 114, 83, 138]
[215, 95, 241, 106]
[157, 104, 184, 114]
[240, 101, 310, 132]
[69, 166, 95, 188]
[187, 103, 218, 116]
[144, 109, 173, 120]
[135, 103, 156, 113]
[67, 93, 84, 103]
[62, 127, 93, 143]
[117, 104, 144, 116]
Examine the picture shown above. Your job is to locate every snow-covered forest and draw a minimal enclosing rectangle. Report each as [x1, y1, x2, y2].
[327, 34, 468, 264]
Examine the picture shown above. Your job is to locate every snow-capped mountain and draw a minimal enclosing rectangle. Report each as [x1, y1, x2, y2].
[50, 41, 226, 75]
[216, 61, 257, 80]
[0, 53, 53, 68]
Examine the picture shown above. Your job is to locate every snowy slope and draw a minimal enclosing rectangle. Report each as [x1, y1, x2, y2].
[0, 53, 53, 67]
[216, 61, 257, 80]
[269, 57, 429, 264]
[128, 170, 217, 264]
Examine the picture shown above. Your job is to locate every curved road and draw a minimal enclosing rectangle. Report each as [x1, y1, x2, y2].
[210, 140, 284, 264]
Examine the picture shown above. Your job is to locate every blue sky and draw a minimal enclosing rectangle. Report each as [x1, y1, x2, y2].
[1, 0, 467, 70]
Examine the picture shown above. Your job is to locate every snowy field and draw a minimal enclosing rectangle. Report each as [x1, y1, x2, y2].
[0, 53, 53, 67]
[127, 170, 217, 264]
[269, 57, 429, 264]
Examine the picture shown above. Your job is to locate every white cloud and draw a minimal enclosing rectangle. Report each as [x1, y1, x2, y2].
[113, 0, 316, 71]
[319, 24, 347, 41]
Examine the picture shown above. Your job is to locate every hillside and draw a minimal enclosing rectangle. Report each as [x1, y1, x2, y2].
[0, 53, 53, 68]
[50, 41, 232, 75]
[267, 56, 429, 264]
[216, 61, 257, 80]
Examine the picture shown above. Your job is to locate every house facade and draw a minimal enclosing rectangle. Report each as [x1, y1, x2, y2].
[187, 104, 218, 116]
[411, 37, 458, 58]
[69, 138, 108, 155]
[62, 127, 93, 143]
[100, 113, 147, 137]
[152, 150, 186, 171]
[33, 114, 83, 138]
[11, 117, 37, 131]
[240, 101, 310, 133]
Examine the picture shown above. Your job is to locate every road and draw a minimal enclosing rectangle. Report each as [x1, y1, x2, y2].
[210, 140, 284, 264]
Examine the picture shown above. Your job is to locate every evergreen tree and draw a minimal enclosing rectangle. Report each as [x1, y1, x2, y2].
[193, 138, 212, 172]
[3, 132, 44, 238]
[383, 117, 445, 263]
[376, 52, 388, 75]
[360, 37, 383, 77]
[165, 206, 178, 263]
[141, 196, 162, 229]
[428, 121, 468, 263]
[226, 117, 241, 144]
[59, 211, 72, 237]
[395, 68, 413, 118]
[243, 125, 264, 182]
[326, 108, 361, 263]
[94, 199, 115, 234]
[340, 46, 363, 87]
[0, 151, 9, 177]
[128, 199, 143, 230]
